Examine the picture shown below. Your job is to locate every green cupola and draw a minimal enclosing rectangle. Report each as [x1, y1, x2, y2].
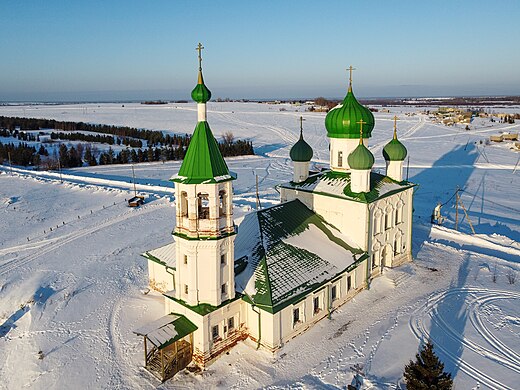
[347, 120, 375, 170]
[325, 66, 374, 139]
[383, 118, 407, 161]
[191, 43, 212, 103]
[290, 117, 313, 162]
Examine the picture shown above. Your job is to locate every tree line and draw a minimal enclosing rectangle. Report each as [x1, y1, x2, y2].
[0, 116, 190, 148]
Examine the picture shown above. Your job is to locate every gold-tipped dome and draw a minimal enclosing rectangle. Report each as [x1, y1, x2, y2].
[191, 43, 212, 103]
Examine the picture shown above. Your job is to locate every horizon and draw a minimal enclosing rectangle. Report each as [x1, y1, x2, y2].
[1, 1, 520, 101]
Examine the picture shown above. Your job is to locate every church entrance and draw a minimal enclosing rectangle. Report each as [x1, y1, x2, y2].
[381, 244, 393, 268]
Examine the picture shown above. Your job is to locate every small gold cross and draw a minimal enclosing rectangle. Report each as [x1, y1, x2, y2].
[196, 43, 204, 70]
[347, 65, 356, 87]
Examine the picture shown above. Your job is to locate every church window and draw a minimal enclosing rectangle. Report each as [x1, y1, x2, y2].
[221, 254, 226, 265]
[347, 275, 352, 291]
[313, 296, 320, 314]
[395, 201, 404, 224]
[197, 193, 210, 219]
[221, 283, 227, 295]
[385, 209, 393, 230]
[184, 284, 188, 295]
[212, 325, 219, 340]
[184, 255, 188, 265]
[338, 151, 343, 167]
[331, 285, 338, 301]
[219, 190, 227, 216]
[228, 317, 234, 330]
[374, 209, 383, 234]
[293, 307, 300, 326]
[180, 191, 188, 217]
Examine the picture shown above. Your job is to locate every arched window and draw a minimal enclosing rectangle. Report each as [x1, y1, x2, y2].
[197, 193, 209, 219]
[372, 243, 381, 270]
[374, 209, 383, 234]
[394, 230, 403, 255]
[385, 206, 393, 230]
[338, 151, 343, 167]
[180, 191, 188, 217]
[395, 200, 404, 225]
[219, 190, 227, 217]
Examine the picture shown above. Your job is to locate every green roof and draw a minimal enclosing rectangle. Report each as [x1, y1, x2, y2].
[234, 199, 366, 313]
[383, 136, 408, 161]
[279, 170, 415, 204]
[289, 132, 313, 162]
[348, 142, 375, 170]
[325, 88, 375, 139]
[133, 313, 198, 350]
[171, 121, 235, 184]
[191, 71, 211, 103]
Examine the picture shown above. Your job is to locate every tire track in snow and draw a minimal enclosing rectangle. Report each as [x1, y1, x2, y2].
[0, 203, 165, 277]
[409, 287, 520, 390]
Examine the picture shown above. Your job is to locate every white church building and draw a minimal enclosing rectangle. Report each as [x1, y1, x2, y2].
[134, 46, 415, 381]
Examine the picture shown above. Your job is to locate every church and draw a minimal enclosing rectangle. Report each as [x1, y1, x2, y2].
[134, 45, 415, 381]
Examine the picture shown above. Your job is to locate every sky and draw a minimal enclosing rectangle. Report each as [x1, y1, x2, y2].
[1, 0, 519, 101]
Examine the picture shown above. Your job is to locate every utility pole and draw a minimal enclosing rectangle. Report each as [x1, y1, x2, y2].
[132, 164, 137, 197]
[255, 174, 261, 210]
[8, 151, 13, 175]
[455, 187, 459, 231]
[406, 156, 410, 181]
[58, 158, 63, 183]
[459, 198, 476, 234]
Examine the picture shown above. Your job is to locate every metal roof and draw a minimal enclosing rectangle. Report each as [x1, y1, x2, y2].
[134, 314, 197, 350]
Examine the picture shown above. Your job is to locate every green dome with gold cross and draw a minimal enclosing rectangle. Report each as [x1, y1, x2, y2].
[290, 117, 313, 162]
[191, 43, 212, 103]
[325, 66, 375, 139]
[383, 116, 408, 161]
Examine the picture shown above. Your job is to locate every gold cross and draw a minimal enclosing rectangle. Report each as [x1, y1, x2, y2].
[299, 116, 306, 137]
[196, 42, 204, 70]
[393, 115, 399, 138]
[347, 65, 356, 87]
[357, 119, 366, 144]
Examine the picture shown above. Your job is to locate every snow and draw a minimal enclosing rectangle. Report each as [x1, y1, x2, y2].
[283, 223, 356, 270]
[1, 102, 519, 389]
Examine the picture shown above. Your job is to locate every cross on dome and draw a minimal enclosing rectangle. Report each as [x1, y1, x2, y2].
[196, 43, 204, 71]
[347, 65, 356, 91]
[357, 119, 366, 144]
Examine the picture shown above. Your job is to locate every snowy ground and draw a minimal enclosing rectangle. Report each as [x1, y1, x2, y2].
[1, 102, 519, 389]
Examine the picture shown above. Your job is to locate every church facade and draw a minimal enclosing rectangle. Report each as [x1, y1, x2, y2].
[134, 45, 415, 381]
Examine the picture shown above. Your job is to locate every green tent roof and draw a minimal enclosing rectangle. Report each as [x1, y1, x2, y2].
[325, 88, 375, 139]
[234, 199, 366, 313]
[171, 121, 235, 184]
[348, 142, 375, 170]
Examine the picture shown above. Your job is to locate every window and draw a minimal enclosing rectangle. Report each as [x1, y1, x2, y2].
[221, 283, 227, 295]
[313, 296, 320, 314]
[212, 325, 219, 340]
[385, 210, 392, 230]
[293, 307, 300, 326]
[331, 285, 337, 301]
[184, 284, 188, 295]
[228, 317, 234, 330]
[219, 190, 227, 216]
[372, 253, 378, 269]
[197, 193, 210, 219]
[338, 151, 343, 167]
[347, 276, 352, 291]
[221, 254, 226, 265]
[183, 255, 188, 265]
[374, 210, 383, 235]
[180, 191, 188, 217]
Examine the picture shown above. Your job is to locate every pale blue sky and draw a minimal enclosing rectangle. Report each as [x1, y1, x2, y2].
[1, 0, 519, 101]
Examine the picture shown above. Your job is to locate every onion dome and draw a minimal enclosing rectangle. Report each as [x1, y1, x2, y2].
[290, 118, 313, 162]
[383, 119, 408, 161]
[325, 67, 374, 139]
[191, 71, 211, 103]
[348, 143, 375, 170]
[348, 120, 375, 170]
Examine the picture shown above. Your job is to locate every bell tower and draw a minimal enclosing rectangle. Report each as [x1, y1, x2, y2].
[171, 43, 236, 307]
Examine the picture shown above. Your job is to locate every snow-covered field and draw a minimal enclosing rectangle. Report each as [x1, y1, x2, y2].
[1, 102, 519, 389]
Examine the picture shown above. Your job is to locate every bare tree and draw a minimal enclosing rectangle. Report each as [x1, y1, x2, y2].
[506, 269, 517, 284]
[222, 131, 234, 146]
[492, 264, 498, 283]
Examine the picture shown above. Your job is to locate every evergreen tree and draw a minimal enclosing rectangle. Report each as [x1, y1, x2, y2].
[404, 342, 453, 390]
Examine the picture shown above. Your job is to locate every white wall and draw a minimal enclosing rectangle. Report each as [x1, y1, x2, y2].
[329, 138, 368, 172]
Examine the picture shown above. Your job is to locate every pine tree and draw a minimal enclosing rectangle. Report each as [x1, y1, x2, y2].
[404, 342, 453, 389]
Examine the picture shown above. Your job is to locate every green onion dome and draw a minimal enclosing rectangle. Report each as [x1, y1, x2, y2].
[325, 87, 375, 139]
[290, 132, 313, 162]
[383, 133, 407, 161]
[348, 142, 375, 170]
[191, 71, 211, 103]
